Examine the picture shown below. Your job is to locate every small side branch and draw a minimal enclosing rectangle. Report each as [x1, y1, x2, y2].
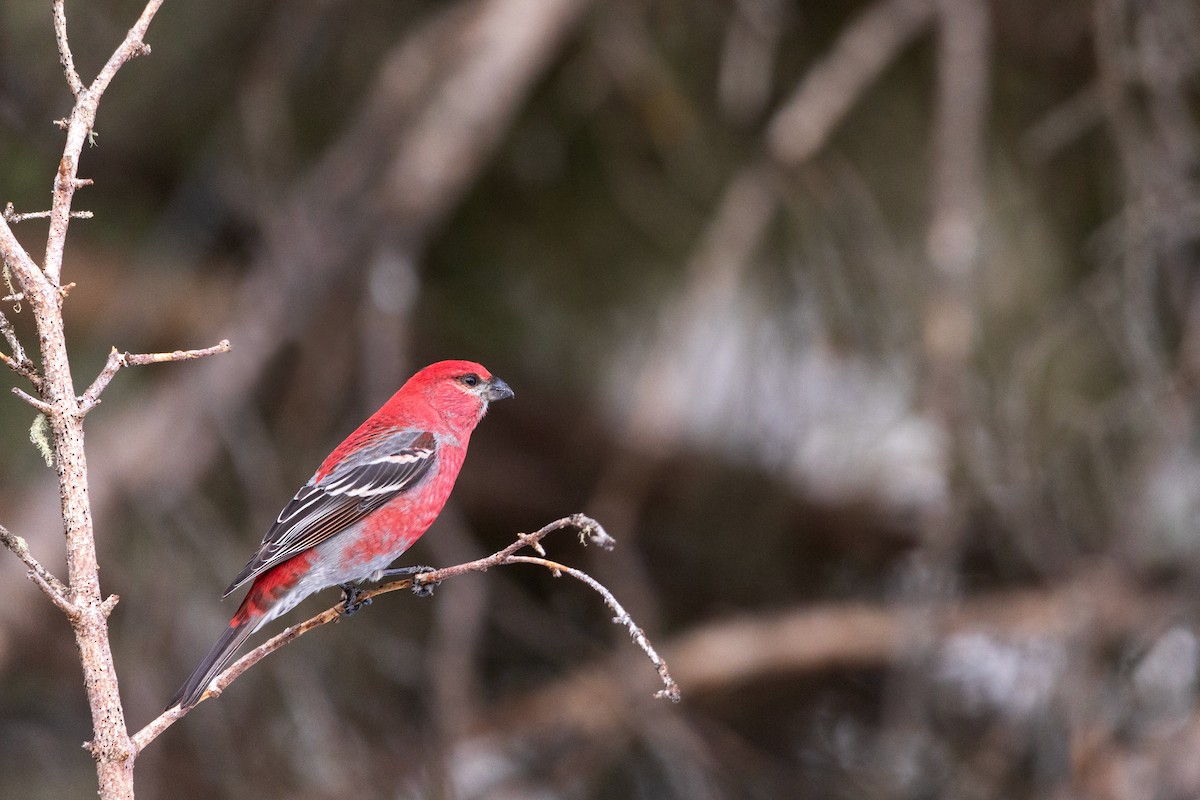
[0, 523, 77, 618]
[0, 349, 35, 381]
[0, 309, 42, 389]
[79, 339, 232, 414]
[2, 282, 75, 306]
[0, 214, 45, 288]
[121, 339, 233, 367]
[508, 554, 681, 702]
[12, 387, 54, 414]
[52, 0, 84, 96]
[132, 514, 676, 752]
[4, 203, 93, 224]
[89, 0, 162, 102]
[43, 0, 164, 287]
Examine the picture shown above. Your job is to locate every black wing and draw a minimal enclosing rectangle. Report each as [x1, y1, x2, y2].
[223, 429, 437, 596]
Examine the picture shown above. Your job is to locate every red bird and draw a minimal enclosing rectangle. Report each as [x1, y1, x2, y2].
[170, 360, 513, 709]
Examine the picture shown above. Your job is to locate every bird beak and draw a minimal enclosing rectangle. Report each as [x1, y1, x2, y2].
[484, 376, 514, 402]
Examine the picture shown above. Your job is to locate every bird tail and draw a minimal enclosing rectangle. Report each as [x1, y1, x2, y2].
[168, 605, 259, 710]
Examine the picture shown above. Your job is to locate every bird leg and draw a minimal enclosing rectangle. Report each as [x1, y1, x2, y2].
[375, 565, 440, 597]
[339, 583, 372, 615]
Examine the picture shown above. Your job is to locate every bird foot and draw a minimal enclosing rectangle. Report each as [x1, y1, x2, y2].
[375, 565, 440, 597]
[339, 583, 372, 616]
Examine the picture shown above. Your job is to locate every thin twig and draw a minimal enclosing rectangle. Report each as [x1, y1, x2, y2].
[122, 339, 233, 366]
[44, 0, 164, 288]
[0, 309, 41, 388]
[0, 349, 30, 379]
[132, 514, 674, 753]
[2, 282, 74, 305]
[0, 307, 25, 356]
[3, 203, 94, 224]
[0, 214, 44, 289]
[507, 554, 680, 702]
[52, 0, 84, 97]
[89, 0, 161, 100]
[78, 340, 232, 415]
[12, 387, 54, 414]
[0, 523, 77, 617]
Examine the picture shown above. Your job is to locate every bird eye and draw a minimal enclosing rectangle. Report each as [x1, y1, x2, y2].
[460, 374, 481, 387]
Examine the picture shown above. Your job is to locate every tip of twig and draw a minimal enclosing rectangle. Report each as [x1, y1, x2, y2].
[655, 685, 682, 703]
[576, 515, 615, 551]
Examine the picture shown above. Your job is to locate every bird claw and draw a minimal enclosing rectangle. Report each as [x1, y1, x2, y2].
[373, 564, 440, 597]
[339, 583, 372, 616]
[411, 568, 440, 598]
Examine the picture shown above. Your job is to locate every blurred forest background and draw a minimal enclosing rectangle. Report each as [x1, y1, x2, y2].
[2, 0, 1200, 797]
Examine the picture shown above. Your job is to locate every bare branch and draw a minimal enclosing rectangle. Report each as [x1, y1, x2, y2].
[132, 514, 670, 752]
[507, 554, 680, 702]
[411, 513, 616, 586]
[0, 349, 32, 380]
[3, 203, 93, 224]
[88, 1, 161, 101]
[52, 0, 84, 97]
[12, 387, 54, 414]
[121, 339, 233, 367]
[0, 309, 41, 389]
[44, 0, 164, 287]
[0, 214, 45, 288]
[0, 523, 77, 617]
[130, 705, 184, 754]
[2, 282, 74, 306]
[0, 346, 39, 384]
[78, 340, 232, 414]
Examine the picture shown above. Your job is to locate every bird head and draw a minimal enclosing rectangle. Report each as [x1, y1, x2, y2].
[404, 360, 513, 433]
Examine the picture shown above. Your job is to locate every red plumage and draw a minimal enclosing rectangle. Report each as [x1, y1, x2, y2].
[170, 360, 512, 709]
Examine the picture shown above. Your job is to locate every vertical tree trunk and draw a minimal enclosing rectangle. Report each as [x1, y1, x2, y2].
[28, 279, 135, 799]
